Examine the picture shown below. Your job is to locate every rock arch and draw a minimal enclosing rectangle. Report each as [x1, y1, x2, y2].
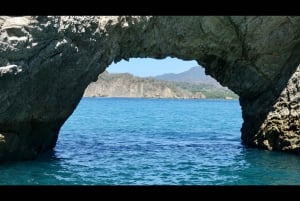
[0, 16, 299, 161]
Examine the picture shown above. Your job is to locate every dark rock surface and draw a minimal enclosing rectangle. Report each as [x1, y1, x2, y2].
[0, 16, 299, 161]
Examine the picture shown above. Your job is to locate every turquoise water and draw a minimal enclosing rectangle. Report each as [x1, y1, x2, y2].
[1, 98, 300, 185]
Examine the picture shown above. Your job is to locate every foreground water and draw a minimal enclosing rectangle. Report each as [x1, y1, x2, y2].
[1, 98, 300, 185]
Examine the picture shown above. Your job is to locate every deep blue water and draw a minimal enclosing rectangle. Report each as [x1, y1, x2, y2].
[1, 98, 300, 185]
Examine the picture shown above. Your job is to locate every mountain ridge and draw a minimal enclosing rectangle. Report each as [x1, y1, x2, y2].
[154, 66, 221, 86]
[84, 67, 238, 99]
[84, 71, 205, 99]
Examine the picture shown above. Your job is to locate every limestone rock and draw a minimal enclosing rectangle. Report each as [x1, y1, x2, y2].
[0, 16, 299, 161]
[83, 71, 205, 99]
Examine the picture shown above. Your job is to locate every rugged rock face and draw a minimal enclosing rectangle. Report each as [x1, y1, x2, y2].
[83, 71, 205, 98]
[0, 16, 299, 161]
[242, 65, 300, 151]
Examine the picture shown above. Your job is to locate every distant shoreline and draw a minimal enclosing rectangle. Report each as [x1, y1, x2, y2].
[82, 96, 239, 100]
[84, 68, 239, 99]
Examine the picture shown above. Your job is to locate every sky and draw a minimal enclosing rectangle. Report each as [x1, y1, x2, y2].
[107, 57, 199, 77]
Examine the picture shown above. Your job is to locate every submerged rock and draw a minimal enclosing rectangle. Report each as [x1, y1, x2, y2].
[0, 16, 299, 161]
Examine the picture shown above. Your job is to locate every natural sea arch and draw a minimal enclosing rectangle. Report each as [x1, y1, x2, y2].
[0, 16, 299, 162]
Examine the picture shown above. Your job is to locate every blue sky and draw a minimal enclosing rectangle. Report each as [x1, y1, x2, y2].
[107, 57, 199, 77]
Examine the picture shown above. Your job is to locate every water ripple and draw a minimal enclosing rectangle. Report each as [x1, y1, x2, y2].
[1, 98, 299, 185]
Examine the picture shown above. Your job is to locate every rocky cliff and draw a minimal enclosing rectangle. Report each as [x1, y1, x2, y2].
[0, 16, 299, 162]
[83, 71, 204, 98]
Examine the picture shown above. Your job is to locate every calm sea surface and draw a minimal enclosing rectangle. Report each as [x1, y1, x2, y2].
[1, 98, 300, 185]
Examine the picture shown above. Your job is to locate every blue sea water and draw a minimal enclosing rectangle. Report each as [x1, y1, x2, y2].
[1, 97, 300, 185]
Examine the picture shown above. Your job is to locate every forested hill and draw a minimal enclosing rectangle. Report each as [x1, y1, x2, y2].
[154, 66, 221, 86]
